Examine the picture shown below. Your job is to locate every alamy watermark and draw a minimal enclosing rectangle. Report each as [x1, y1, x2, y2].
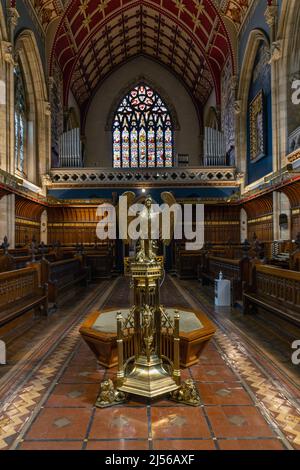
[291, 340, 300, 366]
[95, 196, 204, 251]
[291, 79, 300, 105]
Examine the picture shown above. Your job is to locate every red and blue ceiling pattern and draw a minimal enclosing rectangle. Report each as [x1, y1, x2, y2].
[49, 0, 236, 110]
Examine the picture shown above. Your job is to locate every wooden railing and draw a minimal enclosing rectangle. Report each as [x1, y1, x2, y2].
[244, 265, 300, 326]
[0, 267, 48, 330]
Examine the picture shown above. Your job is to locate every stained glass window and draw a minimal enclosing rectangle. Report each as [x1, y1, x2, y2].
[113, 84, 174, 168]
[14, 65, 27, 175]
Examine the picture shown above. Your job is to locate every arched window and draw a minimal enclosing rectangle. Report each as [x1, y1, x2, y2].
[113, 84, 174, 168]
[14, 64, 27, 176]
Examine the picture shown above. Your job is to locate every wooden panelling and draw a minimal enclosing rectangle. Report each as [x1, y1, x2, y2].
[244, 194, 273, 242]
[204, 206, 240, 243]
[47, 206, 102, 245]
[292, 209, 300, 239]
[15, 196, 45, 246]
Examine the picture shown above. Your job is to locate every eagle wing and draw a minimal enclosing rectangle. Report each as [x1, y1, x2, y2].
[160, 192, 178, 246]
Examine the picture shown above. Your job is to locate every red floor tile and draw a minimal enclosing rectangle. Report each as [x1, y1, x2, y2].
[25, 408, 92, 440]
[198, 382, 253, 406]
[45, 383, 99, 408]
[86, 440, 149, 450]
[197, 351, 226, 365]
[151, 407, 211, 439]
[153, 439, 216, 450]
[89, 407, 148, 439]
[18, 441, 83, 450]
[59, 366, 104, 384]
[190, 364, 240, 382]
[218, 439, 285, 450]
[206, 406, 276, 438]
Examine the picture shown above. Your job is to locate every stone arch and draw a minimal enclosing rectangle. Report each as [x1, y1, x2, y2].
[276, 0, 300, 161]
[205, 107, 219, 130]
[236, 29, 270, 180]
[14, 30, 50, 186]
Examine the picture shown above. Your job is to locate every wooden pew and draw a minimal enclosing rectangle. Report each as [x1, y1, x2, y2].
[175, 248, 201, 279]
[85, 250, 113, 279]
[40, 257, 89, 307]
[289, 234, 300, 271]
[0, 267, 48, 334]
[243, 264, 300, 327]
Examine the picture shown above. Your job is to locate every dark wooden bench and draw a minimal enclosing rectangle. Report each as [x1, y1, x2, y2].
[41, 257, 89, 306]
[175, 248, 201, 279]
[0, 267, 48, 333]
[85, 251, 113, 279]
[243, 264, 300, 327]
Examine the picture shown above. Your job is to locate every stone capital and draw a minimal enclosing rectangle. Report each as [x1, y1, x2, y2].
[269, 40, 282, 64]
[264, 5, 278, 28]
[234, 100, 242, 115]
[7, 8, 20, 30]
[0, 41, 14, 65]
[44, 101, 51, 116]
[41, 174, 52, 187]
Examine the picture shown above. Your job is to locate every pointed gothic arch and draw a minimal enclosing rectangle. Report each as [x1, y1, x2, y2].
[235, 29, 270, 179]
[14, 30, 50, 186]
[111, 82, 175, 168]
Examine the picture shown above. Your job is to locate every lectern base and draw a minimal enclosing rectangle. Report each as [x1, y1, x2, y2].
[118, 355, 179, 398]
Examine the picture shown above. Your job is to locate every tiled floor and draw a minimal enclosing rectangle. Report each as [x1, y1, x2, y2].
[0, 276, 299, 451]
[11, 341, 285, 450]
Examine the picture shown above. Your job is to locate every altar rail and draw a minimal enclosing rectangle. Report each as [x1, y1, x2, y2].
[49, 167, 238, 187]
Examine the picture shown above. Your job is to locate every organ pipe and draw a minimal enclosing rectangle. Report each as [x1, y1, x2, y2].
[58, 128, 83, 168]
[203, 127, 227, 166]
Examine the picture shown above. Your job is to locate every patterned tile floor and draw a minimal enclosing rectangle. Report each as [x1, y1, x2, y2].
[0, 276, 299, 451]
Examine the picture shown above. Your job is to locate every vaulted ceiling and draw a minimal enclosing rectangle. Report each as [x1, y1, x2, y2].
[49, 0, 239, 111]
[25, 1, 257, 112]
[29, 0, 253, 32]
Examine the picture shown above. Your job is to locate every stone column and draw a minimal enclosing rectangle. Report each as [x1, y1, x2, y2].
[0, 193, 15, 248]
[265, 3, 282, 174]
[273, 191, 280, 241]
[6, 8, 19, 175]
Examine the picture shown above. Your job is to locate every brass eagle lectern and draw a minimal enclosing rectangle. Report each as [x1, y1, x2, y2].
[95, 193, 200, 408]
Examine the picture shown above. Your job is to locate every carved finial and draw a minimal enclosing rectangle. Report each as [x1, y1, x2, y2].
[29, 241, 37, 262]
[1, 236, 9, 255]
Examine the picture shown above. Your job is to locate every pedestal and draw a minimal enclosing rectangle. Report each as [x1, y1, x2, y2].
[79, 307, 216, 369]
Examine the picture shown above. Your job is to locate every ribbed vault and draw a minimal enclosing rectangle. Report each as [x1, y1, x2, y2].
[48, 0, 236, 111]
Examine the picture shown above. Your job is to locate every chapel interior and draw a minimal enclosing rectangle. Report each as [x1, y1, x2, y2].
[0, 0, 300, 452]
